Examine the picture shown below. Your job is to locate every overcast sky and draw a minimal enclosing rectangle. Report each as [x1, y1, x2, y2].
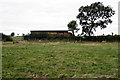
[0, 0, 119, 36]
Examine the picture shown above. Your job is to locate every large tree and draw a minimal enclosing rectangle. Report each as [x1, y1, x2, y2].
[77, 2, 115, 36]
[67, 20, 79, 36]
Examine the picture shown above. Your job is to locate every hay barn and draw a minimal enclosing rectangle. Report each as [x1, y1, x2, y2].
[30, 30, 72, 36]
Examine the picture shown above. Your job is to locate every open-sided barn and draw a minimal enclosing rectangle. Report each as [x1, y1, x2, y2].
[30, 30, 72, 36]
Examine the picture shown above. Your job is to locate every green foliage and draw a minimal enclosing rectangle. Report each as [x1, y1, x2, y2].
[80, 35, 120, 42]
[77, 2, 115, 36]
[67, 20, 79, 36]
[2, 41, 118, 78]
[1, 33, 13, 41]
[11, 36, 24, 41]
[30, 32, 48, 40]
[24, 32, 120, 42]
[23, 33, 76, 41]
[11, 32, 15, 37]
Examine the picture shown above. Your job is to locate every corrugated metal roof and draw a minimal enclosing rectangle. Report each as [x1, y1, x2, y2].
[31, 30, 71, 32]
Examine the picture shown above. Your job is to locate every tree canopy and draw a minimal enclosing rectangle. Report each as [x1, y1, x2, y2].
[67, 20, 79, 36]
[11, 32, 15, 36]
[76, 2, 115, 36]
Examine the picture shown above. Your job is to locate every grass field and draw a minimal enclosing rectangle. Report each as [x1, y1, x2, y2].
[2, 41, 118, 78]
[11, 36, 24, 41]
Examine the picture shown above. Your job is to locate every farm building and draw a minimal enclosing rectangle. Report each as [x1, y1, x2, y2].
[30, 30, 72, 36]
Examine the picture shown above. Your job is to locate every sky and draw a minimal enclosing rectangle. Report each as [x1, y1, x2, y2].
[0, 0, 119, 36]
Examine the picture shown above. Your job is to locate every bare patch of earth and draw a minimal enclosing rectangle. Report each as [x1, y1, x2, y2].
[2, 45, 15, 47]
[32, 42, 63, 45]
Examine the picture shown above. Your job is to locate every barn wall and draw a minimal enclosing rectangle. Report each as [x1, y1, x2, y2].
[31, 31, 72, 36]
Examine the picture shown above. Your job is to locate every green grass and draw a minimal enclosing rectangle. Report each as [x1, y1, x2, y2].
[11, 36, 23, 41]
[2, 41, 118, 78]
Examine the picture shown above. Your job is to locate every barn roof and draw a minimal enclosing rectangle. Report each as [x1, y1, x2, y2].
[31, 30, 71, 32]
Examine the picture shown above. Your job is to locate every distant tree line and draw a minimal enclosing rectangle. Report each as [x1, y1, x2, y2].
[23, 32, 120, 42]
[1, 32, 120, 42]
[78, 35, 120, 42]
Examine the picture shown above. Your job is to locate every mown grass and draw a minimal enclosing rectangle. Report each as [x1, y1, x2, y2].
[2, 41, 118, 78]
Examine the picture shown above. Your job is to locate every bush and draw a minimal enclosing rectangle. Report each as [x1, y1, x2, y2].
[1, 33, 13, 41]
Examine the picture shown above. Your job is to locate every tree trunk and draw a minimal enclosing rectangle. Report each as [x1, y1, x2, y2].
[88, 21, 94, 36]
[88, 28, 92, 36]
[72, 30, 75, 36]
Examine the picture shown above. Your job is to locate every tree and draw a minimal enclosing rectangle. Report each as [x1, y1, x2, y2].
[111, 32, 114, 36]
[67, 20, 79, 36]
[17, 34, 19, 36]
[77, 2, 115, 36]
[11, 32, 15, 36]
[22, 33, 25, 37]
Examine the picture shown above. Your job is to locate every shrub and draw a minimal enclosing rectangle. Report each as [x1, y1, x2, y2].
[1, 33, 13, 41]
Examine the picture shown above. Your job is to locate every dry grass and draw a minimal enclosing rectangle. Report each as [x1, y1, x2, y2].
[31, 42, 63, 45]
